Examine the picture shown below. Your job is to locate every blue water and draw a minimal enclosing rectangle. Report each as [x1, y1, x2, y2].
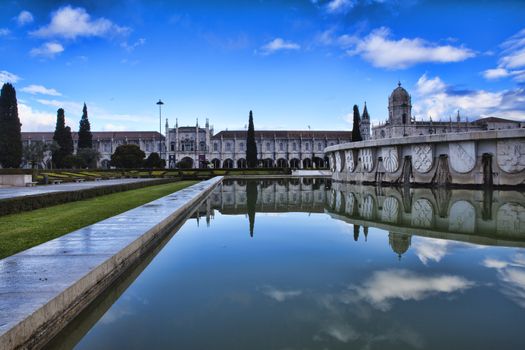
[47, 179, 525, 350]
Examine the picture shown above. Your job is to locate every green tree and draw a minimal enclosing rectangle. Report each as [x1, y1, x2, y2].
[77, 103, 92, 149]
[351, 104, 362, 142]
[0, 83, 22, 168]
[246, 110, 257, 168]
[23, 141, 49, 169]
[246, 180, 258, 237]
[144, 152, 165, 169]
[111, 144, 145, 168]
[52, 108, 74, 168]
[77, 148, 100, 168]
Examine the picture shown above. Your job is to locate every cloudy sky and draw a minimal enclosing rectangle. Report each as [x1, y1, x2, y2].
[1, 0, 524, 132]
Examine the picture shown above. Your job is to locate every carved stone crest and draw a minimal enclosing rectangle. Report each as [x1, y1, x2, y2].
[359, 148, 374, 172]
[335, 151, 343, 172]
[382, 146, 399, 173]
[381, 196, 400, 223]
[449, 200, 475, 233]
[497, 203, 525, 235]
[345, 150, 355, 172]
[412, 144, 433, 173]
[497, 140, 525, 173]
[449, 142, 476, 173]
[411, 198, 433, 228]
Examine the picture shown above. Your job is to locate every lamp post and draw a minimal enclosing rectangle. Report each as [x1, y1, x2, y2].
[156, 99, 164, 160]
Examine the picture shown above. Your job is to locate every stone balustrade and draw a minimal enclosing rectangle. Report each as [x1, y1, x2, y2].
[325, 129, 525, 187]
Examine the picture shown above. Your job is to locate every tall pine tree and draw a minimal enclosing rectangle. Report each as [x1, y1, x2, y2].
[78, 103, 92, 149]
[52, 108, 73, 168]
[0, 83, 22, 168]
[351, 104, 362, 142]
[246, 110, 258, 168]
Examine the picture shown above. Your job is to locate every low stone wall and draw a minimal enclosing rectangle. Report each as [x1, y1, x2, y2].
[0, 174, 32, 187]
[325, 129, 525, 187]
[0, 177, 223, 350]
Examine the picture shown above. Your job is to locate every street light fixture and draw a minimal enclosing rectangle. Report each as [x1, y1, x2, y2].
[156, 99, 164, 161]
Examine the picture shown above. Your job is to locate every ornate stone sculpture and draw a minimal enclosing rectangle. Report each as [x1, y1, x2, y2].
[497, 203, 525, 235]
[382, 146, 399, 173]
[381, 196, 400, 223]
[359, 148, 374, 172]
[345, 150, 355, 172]
[359, 195, 374, 219]
[497, 140, 525, 173]
[449, 200, 475, 233]
[449, 142, 476, 173]
[412, 144, 433, 173]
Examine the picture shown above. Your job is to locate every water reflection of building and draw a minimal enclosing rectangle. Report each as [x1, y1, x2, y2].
[388, 232, 412, 259]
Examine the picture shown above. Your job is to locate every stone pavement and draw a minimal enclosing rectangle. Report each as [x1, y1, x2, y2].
[0, 177, 222, 349]
[0, 178, 158, 201]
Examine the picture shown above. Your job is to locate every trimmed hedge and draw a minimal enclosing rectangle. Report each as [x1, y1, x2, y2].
[0, 178, 179, 216]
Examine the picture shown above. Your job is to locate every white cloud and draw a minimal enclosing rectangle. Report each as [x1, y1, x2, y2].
[0, 70, 20, 84]
[324, 323, 359, 343]
[31, 5, 129, 40]
[413, 73, 525, 121]
[18, 102, 57, 131]
[36, 98, 83, 112]
[21, 84, 61, 96]
[102, 123, 128, 131]
[121, 38, 146, 52]
[16, 10, 34, 26]
[346, 27, 474, 69]
[353, 269, 474, 311]
[0, 28, 10, 36]
[30, 42, 64, 58]
[260, 38, 300, 55]
[483, 254, 525, 308]
[327, 0, 356, 13]
[260, 285, 302, 302]
[483, 28, 525, 82]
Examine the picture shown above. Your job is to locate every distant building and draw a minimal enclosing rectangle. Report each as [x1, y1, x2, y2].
[372, 82, 523, 139]
[21, 131, 165, 169]
[164, 118, 352, 169]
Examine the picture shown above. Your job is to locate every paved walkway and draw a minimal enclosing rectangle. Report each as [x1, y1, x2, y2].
[0, 178, 158, 201]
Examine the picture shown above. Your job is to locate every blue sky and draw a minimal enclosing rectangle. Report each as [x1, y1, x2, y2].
[1, 0, 524, 132]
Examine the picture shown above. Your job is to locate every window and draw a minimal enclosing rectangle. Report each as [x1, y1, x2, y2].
[226, 142, 231, 151]
[266, 142, 271, 151]
[171, 142, 175, 151]
[305, 143, 309, 151]
[239, 142, 244, 151]
[318, 142, 322, 151]
[279, 142, 284, 151]
[213, 143, 218, 151]
[293, 142, 297, 151]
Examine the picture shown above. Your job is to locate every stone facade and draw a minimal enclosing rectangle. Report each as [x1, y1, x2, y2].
[165, 119, 352, 169]
[21, 131, 165, 169]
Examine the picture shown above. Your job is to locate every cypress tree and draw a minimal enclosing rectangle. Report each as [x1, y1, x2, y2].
[78, 103, 92, 149]
[0, 83, 22, 168]
[52, 108, 73, 168]
[246, 110, 258, 168]
[351, 104, 362, 142]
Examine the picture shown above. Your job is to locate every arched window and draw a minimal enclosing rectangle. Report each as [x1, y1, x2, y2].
[293, 142, 297, 151]
[226, 142, 231, 151]
[305, 143, 309, 151]
[279, 142, 284, 151]
[318, 142, 322, 151]
[213, 143, 218, 151]
[239, 142, 244, 151]
[266, 142, 271, 151]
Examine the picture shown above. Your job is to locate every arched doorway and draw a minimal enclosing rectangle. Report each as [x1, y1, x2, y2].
[303, 158, 312, 169]
[211, 158, 221, 169]
[313, 157, 325, 168]
[276, 158, 288, 168]
[263, 158, 274, 167]
[223, 158, 234, 168]
[290, 158, 300, 169]
[101, 159, 111, 169]
[237, 158, 247, 168]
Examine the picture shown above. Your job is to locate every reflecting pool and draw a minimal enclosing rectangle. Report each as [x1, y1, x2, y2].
[47, 178, 525, 350]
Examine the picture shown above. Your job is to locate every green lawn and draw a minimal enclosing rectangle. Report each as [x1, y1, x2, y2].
[0, 180, 198, 259]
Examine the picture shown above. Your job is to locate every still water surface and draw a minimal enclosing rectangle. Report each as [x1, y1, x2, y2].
[48, 179, 525, 349]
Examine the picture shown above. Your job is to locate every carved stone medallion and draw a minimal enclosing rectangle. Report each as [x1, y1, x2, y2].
[335, 151, 342, 172]
[382, 147, 399, 173]
[449, 142, 476, 173]
[345, 150, 355, 172]
[381, 196, 400, 223]
[359, 195, 374, 219]
[359, 148, 374, 173]
[497, 140, 525, 173]
[449, 200, 475, 233]
[411, 198, 433, 228]
[412, 144, 433, 173]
